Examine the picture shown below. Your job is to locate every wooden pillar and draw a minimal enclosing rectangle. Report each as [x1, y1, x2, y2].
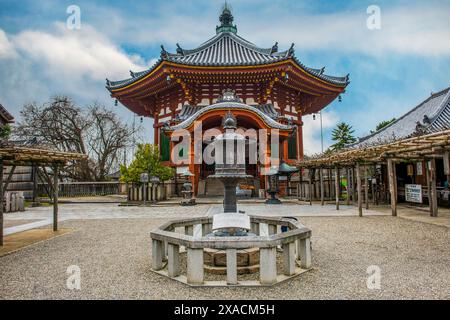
[356, 163, 363, 217]
[0, 159, 4, 246]
[346, 168, 350, 205]
[53, 164, 59, 231]
[373, 165, 378, 206]
[320, 168, 324, 206]
[387, 159, 397, 217]
[335, 167, 340, 210]
[429, 159, 438, 217]
[0, 162, 17, 246]
[309, 169, 313, 205]
[365, 166, 369, 210]
[444, 151, 450, 187]
[32, 164, 39, 205]
[299, 169, 303, 201]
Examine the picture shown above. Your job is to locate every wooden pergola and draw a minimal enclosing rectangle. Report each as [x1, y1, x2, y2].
[296, 130, 450, 217]
[0, 145, 87, 246]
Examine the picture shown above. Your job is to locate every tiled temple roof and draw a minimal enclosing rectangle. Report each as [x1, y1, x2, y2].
[106, 7, 349, 91]
[164, 101, 294, 132]
[0, 103, 14, 124]
[352, 86, 450, 148]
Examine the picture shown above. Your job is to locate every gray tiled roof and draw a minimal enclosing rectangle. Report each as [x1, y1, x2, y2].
[165, 32, 290, 66]
[0, 103, 14, 124]
[353, 87, 450, 147]
[106, 32, 349, 91]
[164, 102, 294, 131]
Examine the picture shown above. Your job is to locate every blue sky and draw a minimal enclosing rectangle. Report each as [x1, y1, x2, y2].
[1, 0, 450, 154]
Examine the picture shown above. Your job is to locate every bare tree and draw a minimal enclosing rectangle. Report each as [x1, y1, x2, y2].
[13, 96, 138, 181]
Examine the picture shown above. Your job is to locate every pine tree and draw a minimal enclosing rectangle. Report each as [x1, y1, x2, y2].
[330, 122, 357, 151]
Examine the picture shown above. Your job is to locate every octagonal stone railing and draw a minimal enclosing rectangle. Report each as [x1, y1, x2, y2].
[150, 216, 312, 286]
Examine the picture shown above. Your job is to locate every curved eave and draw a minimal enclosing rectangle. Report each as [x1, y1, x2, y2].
[108, 58, 348, 95]
[163, 102, 295, 132]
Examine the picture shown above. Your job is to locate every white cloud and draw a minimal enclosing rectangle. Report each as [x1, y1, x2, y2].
[0, 23, 153, 143]
[0, 29, 16, 58]
[11, 22, 146, 81]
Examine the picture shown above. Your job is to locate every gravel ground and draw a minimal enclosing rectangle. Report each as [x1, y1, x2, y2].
[0, 215, 449, 300]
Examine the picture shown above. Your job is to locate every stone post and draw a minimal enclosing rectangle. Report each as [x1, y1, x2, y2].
[251, 222, 260, 235]
[283, 242, 296, 276]
[168, 243, 180, 277]
[187, 248, 204, 284]
[226, 249, 238, 285]
[185, 225, 193, 236]
[223, 180, 238, 213]
[298, 237, 311, 269]
[202, 223, 212, 236]
[268, 224, 277, 235]
[152, 239, 164, 270]
[260, 247, 277, 285]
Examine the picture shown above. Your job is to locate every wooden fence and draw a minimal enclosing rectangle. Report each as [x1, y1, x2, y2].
[37, 182, 125, 198]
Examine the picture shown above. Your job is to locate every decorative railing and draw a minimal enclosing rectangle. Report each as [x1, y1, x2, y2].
[150, 216, 312, 286]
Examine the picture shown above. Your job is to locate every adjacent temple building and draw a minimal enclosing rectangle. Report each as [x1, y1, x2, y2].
[107, 5, 349, 195]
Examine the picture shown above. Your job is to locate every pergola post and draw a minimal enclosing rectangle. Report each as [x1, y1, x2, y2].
[429, 159, 438, 217]
[308, 169, 313, 205]
[346, 168, 350, 205]
[335, 167, 340, 210]
[444, 151, 450, 184]
[356, 163, 363, 217]
[365, 166, 369, 210]
[387, 159, 397, 217]
[53, 164, 59, 231]
[0, 161, 17, 246]
[320, 168, 324, 206]
[0, 159, 4, 246]
[298, 169, 303, 200]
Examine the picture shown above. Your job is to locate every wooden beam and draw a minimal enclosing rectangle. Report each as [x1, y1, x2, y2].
[387, 159, 397, 217]
[356, 163, 363, 217]
[335, 167, 340, 210]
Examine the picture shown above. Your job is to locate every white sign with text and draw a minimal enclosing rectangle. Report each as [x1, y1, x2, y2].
[405, 184, 422, 203]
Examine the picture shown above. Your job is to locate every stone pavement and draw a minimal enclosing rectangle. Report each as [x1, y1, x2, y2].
[4, 200, 449, 237]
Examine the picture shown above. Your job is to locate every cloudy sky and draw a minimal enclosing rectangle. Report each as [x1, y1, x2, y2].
[1, 0, 450, 155]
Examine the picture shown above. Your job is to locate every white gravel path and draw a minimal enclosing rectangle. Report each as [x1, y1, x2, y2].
[1, 205, 449, 299]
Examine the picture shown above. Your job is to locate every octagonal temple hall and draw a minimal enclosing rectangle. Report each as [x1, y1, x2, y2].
[106, 5, 349, 196]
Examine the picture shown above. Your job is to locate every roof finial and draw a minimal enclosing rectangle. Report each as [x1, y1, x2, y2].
[217, 2, 237, 34]
[270, 42, 279, 55]
[176, 43, 184, 56]
[288, 43, 295, 55]
[160, 45, 168, 58]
